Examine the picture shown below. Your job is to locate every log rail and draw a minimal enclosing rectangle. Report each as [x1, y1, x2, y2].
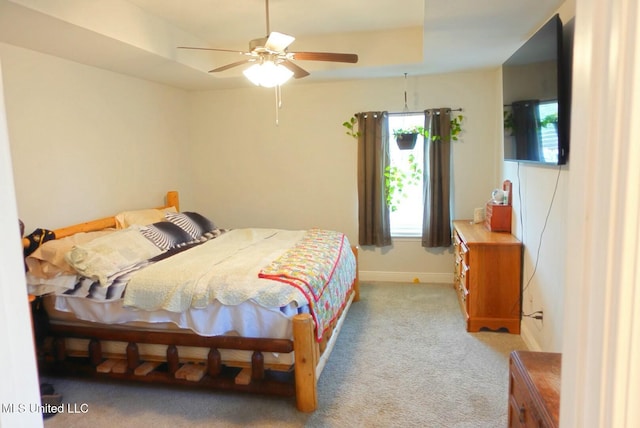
[41, 319, 301, 398]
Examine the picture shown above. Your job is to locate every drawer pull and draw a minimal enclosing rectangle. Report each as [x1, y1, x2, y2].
[518, 405, 526, 424]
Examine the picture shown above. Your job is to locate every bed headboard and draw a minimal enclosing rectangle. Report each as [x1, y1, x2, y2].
[22, 190, 179, 248]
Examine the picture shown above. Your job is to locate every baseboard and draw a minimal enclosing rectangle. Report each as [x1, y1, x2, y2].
[359, 271, 453, 284]
[519, 322, 542, 351]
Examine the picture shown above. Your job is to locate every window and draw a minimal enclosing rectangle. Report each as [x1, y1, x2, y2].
[388, 113, 425, 237]
[538, 101, 559, 163]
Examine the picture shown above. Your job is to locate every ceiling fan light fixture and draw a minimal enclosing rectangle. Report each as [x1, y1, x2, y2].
[243, 61, 294, 87]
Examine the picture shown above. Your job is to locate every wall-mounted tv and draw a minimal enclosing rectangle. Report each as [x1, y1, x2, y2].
[502, 14, 570, 165]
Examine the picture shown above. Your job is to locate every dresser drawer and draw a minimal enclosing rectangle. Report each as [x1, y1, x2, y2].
[508, 351, 560, 428]
[509, 368, 542, 427]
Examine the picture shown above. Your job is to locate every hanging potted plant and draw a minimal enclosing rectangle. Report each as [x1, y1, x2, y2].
[392, 126, 425, 150]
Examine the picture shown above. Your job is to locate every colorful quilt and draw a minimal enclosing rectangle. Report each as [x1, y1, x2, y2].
[259, 228, 357, 341]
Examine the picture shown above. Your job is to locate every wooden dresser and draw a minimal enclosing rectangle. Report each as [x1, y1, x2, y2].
[452, 220, 522, 333]
[508, 351, 561, 428]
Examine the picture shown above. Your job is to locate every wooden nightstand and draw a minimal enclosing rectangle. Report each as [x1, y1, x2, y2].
[508, 351, 561, 427]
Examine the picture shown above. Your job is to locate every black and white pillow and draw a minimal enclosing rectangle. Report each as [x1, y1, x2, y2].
[165, 211, 216, 240]
[140, 221, 194, 250]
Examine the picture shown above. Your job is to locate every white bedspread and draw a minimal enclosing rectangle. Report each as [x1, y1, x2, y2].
[123, 228, 308, 312]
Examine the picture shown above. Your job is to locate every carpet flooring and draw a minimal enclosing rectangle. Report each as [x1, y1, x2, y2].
[42, 282, 527, 427]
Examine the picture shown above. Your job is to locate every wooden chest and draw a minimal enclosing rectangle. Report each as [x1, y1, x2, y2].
[508, 351, 561, 428]
[452, 220, 522, 333]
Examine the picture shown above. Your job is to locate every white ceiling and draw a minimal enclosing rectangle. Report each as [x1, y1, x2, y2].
[0, 0, 565, 90]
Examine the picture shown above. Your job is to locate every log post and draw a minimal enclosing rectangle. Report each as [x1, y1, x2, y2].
[166, 191, 179, 211]
[351, 246, 360, 302]
[207, 348, 221, 376]
[88, 339, 102, 366]
[251, 351, 264, 380]
[166, 345, 179, 374]
[126, 342, 140, 371]
[292, 313, 318, 412]
[53, 338, 66, 362]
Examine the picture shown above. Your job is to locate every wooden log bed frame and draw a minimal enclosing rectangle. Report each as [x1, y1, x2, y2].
[25, 190, 360, 412]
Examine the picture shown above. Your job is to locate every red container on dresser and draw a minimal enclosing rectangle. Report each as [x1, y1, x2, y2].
[485, 179, 513, 233]
[485, 203, 512, 233]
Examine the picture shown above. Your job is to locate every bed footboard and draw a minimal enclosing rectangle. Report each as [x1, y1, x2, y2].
[40, 322, 298, 397]
[36, 285, 357, 411]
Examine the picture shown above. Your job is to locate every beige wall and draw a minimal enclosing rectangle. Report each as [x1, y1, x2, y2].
[1, 40, 504, 286]
[2, 27, 569, 352]
[188, 70, 502, 282]
[0, 42, 193, 233]
[502, 1, 575, 352]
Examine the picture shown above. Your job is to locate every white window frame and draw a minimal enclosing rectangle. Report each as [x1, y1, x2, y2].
[388, 113, 425, 237]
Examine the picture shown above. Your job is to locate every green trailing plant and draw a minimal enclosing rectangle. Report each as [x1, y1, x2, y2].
[392, 126, 426, 138]
[540, 113, 558, 128]
[503, 111, 514, 134]
[385, 154, 421, 212]
[342, 114, 464, 212]
[450, 114, 463, 141]
[395, 115, 464, 142]
[342, 115, 360, 138]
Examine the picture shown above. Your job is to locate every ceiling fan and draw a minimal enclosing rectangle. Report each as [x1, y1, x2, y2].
[177, 0, 358, 86]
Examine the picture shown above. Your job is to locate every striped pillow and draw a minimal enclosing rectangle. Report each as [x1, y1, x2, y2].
[165, 212, 216, 240]
[140, 221, 194, 250]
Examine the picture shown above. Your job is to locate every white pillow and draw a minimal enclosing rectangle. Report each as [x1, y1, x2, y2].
[26, 230, 115, 279]
[65, 227, 163, 286]
[114, 206, 177, 229]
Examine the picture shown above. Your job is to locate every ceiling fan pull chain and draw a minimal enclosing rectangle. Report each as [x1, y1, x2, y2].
[274, 84, 280, 126]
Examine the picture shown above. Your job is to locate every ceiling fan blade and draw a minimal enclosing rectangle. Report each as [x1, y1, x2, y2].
[290, 51, 358, 63]
[209, 59, 254, 73]
[178, 46, 248, 55]
[281, 60, 310, 79]
[265, 32, 295, 52]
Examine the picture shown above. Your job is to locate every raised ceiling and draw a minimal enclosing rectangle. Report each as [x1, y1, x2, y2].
[0, 0, 565, 90]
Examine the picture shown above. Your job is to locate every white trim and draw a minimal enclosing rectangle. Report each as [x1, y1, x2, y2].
[359, 270, 453, 284]
[519, 322, 541, 352]
[561, 0, 640, 426]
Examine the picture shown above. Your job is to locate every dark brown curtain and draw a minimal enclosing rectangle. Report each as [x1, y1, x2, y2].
[512, 100, 542, 161]
[422, 108, 452, 248]
[357, 111, 391, 247]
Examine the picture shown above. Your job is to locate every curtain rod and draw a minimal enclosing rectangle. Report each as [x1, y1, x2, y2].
[390, 108, 463, 115]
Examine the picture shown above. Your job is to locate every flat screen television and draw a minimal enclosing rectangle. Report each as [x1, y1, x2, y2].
[502, 14, 570, 165]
